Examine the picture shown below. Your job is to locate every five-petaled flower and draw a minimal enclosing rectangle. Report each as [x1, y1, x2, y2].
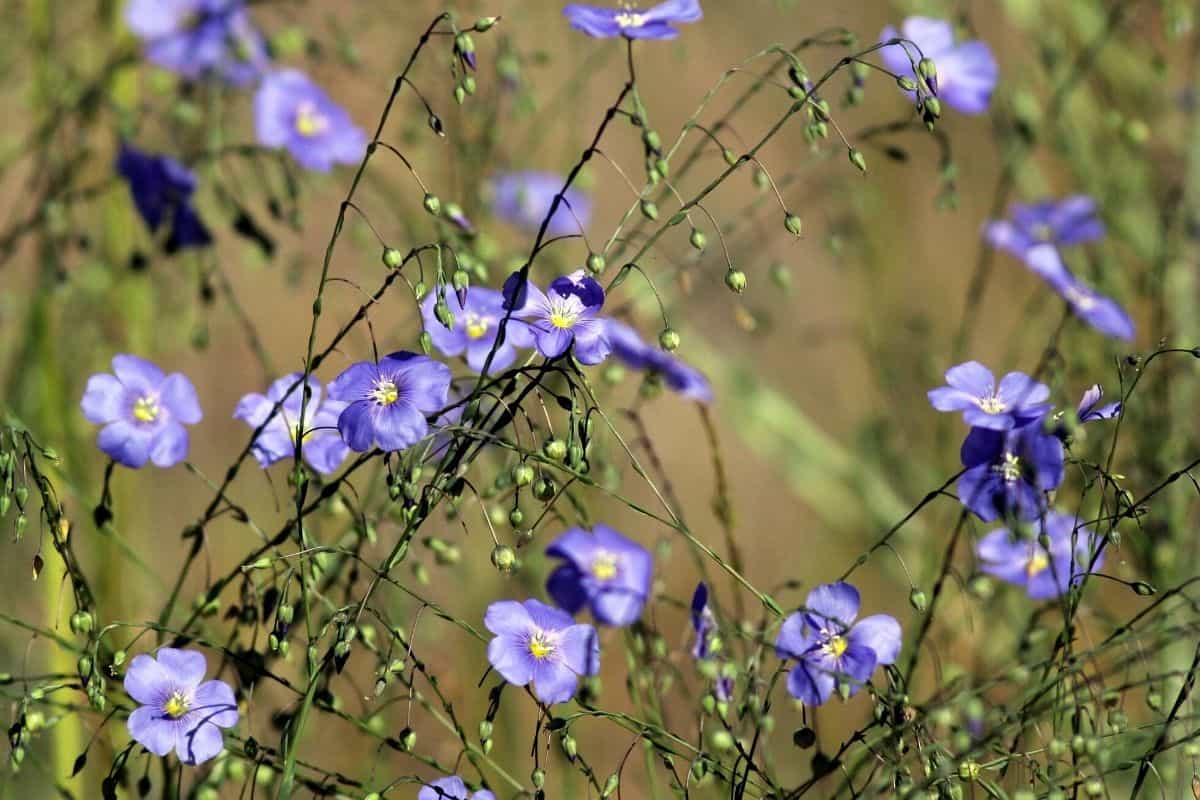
[927, 361, 1051, 431]
[1023, 245, 1135, 341]
[775, 582, 902, 707]
[234, 374, 349, 475]
[327, 352, 452, 453]
[117, 144, 212, 252]
[958, 422, 1064, 522]
[124, 648, 238, 765]
[546, 525, 653, 627]
[563, 0, 703, 40]
[1076, 384, 1121, 423]
[605, 319, 713, 403]
[421, 287, 534, 373]
[976, 511, 1104, 600]
[418, 776, 496, 800]
[81, 354, 203, 468]
[504, 270, 612, 365]
[255, 69, 367, 172]
[984, 196, 1105, 261]
[490, 171, 591, 238]
[125, 0, 269, 87]
[880, 16, 998, 114]
[485, 598, 600, 705]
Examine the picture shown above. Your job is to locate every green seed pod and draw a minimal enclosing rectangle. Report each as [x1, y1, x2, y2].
[659, 328, 680, 352]
[561, 733, 578, 759]
[399, 727, 417, 751]
[784, 213, 803, 236]
[909, 588, 928, 613]
[586, 253, 606, 275]
[897, 75, 918, 92]
[112, 650, 126, 667]
[419, 331, 433, 356]
[601, 774, 619, 798]
[491, 544, 517, 574]
[689, 228, 707, 251]
[957, 761, 980, 782]
[413, 281, 428, 300]
[474, 16, 499, 32]
[543, 438, 568, 462]
[722, 148, 738, 166]
[70, 610, 95, 635]
[435, 299, 455, 329]
[511, 463, 535, 487]
[478, 720, 493, 741]
[452, 270, 470, 292]
[454, 86, 466, 105]
[918, 58, 937, 85]
[508, 508, 524, 527]
[848, 148, 867, 173]
[642, 129, 662, 151]
[924, 96, 942, 119]
[423, 193, 442, 216]
[709, 729, 734, 752]
[724, 269, 747, 294]
[382, 247, 404, 269]
[533, 477, 557, 502]
[532, 769, 546, 789]
[640, 199, 659, 220]
[77, 654, 93, 679]
[655, 158, 669, 178]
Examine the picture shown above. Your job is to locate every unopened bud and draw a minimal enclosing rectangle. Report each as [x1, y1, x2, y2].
[543, 439, 568, 462]
[491, 544, 517, 574]
[784, 213, 802, 236]
[640, 199, 659, 221]
[382, 247, 404, 269]
[659, 328, 680, 352]
[724, 269, 747, 294]
[423, 193, 442, 216]
[586, 253, 606, 274]
[909, 588, 928, 613]
[474, 16, 499, 32]
[848, 148, 867, 173]
[689, 228, 707, 250]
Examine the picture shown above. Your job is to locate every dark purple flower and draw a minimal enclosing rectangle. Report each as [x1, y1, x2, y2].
[775, 582, 902, 707]
[490, 172, 591, 238]
[326, 352, 452, 453]
[958, 423, 1064, 522]
[117, 144, 212, 252]
[418, 777, 495, 800]
[563, 0, 702, 40]
[124, 648, 238, 765]
[976, 511, 1104, 600]
[984, 196, 1105, 259]
[81, 355, 203, 468]
[421, 287, 534, 373]
[1024, 245, 1135, 341]
[927, 361, 1051, 431]
[546, 525, 653, 627]
[484, 598, 600, 705]
[1076, 384, 1121, 423]
[504, 270, 611, 365]
[690, 583, 733, 701]
[233, 374, 348, 475]
[254, 69, 367, 172]
[605, 319, 713, 403]
[125, 0, 269, 87]
[880, 16, 997, 114]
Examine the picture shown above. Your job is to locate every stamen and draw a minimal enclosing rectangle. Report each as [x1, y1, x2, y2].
[370, 379, 400, 406]
[590, 551, 619, 581]
[528, 631, 556, 660]
[822, 634, 849, 659]
[133, 396, 160, 423]
[294, 102, 328, 137]
[1025, 550, 1050, 578]
[977, 394, 1007, 414]
[464, 313, 490, 340]
[163, 690, 190, 719]
[997, 452, 1022, 482]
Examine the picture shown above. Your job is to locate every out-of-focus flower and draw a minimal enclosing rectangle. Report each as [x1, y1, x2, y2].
[81, 355, 203, 468]
[421, 287, 534, 373]
[927, 361, 1051, 431]
[490, 172, 590, 238]
[976, 511, 1104, 599]
[254, 70, 367, 172]
[117, 144, 212, 252]
[1076, 384, 1121, 423]
[563, 0, 702, 40]
[880, 16, 997, 114]
[958, 422, 1064, 522]
[484, 598, 599, 704]
[546, 525, 653, 626]
[327, 352, 451, 453]
[417, 777, 495, 800]
[1024, 245, 1135, 341]
[605, 319, 713, 402]
[984, 196, 1105, 259]
[125, 0, 269, 86]
[124, 648, 238, 765]
[234, 374, 348, 475]
[690, 583, 733, 701]
[775, 582, 902, 707]
[503, 271, 611, 365]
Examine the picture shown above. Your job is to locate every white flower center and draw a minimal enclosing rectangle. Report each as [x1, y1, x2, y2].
[996, 452, 1022, 482]
[615, 11, 646, 27]
[977, 394, 1007, 414]
[547, 295, 584, 330]
[370, 379, 400, 406]
[1062, 285, 1097, 311]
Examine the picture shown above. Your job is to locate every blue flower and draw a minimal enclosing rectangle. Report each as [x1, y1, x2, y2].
[1023, 245, 1135, 341]
[880, 17, 998, 115]
[546, 525, 653, 627]
[254, 70, 367, 172]
[123, 648, 238, 765]
[116, 144, 212, 252]
[418, 777, 495, 800]
[984, 196, 1105, 259]
[233, 374, 348, 475]
[563, 0, 702, 40]
[605, 319, 713, 403]
[927, 361, 1051, 431]
[976, 511, 1104, 600]
[1076, 384, 1121, 423]
[420, 287, 534, 373]
[81, 355, 203, 468]
[326, 352, 451, 453]
[775, 582, 902, 707]
[125, 0, 269, 87]
[958, 423, 1064, 522]
[504, 270, 611, 365]
[484, 598, 600, 705]
[490, 172, 590, 238]
[690, 583, 733, 701]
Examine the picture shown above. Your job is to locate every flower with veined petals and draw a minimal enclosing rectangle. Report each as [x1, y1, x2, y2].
[418, 776, 496, 800]
[255, 69, 367, 172]
[117, 144, 212, 252]
[123, 648, 238, 765]
[546, 525, 653, 627]
[233, 374, 348, 475]
[420, 287, 534, 373]
[958, 422, 1064, 522]
[604, 319, 713, 402]
[503, 270, 611, 365]
[81, 355, 203, 468]
[125, 0, 269, 87]
[976, 511, 1104, 600]
[880, 16, 997, 114]
[563, 0, 703, 40]
[490, 172, 591, 238]
[326, 352, 451, 453]
[927, 361, 1051, 431]
[485, 598, 599, 705]
[775, 582, 902, 707]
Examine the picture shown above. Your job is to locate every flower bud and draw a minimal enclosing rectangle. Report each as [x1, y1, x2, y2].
[543, 438, 568, 462]
[909, 588, 928, 613]
[601, 775, 619, 798]
[561, 733, 578, 759]
[923, 96, 942, 119]
[399, 727, 417, 751]
[722, 148, 738, 166]
[474, 17, 499, 32]
[508, 508, 524, 528]
[452, 270, 470, 292]
[586, 253, 606, 275]
[454, 86, 466, 105]
[382, 247, 404, 269]
[642, 129, 662, 151]
[69, 610, 94, 635]
[511, 464, 535, 486]
[435, 299, 455, 329]
[896, 75, 918, 92]
[659, 329, 680, 352]
[532, 769, 545, 789]
[533, 477, 557, 502]
[784, 213, 802, 236]
[918, 57, 938, 87]
[724, 269, 747, 294]
[640, 199, 659, 221]
[423, 193, 442, 216]
[848, 148, 867, 173]
[419, 331, 433, 356]
[689, 228, 707, 250]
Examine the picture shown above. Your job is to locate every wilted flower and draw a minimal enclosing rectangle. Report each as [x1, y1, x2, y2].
[927, 361, 1051, 431]
[490, 171, 590, 237]
[484, 598, 600, 704]
[81, 354, 203, 468]
[254, 69, 367, 172]
[605, 319, 713, 402]
[564, 0, 703, 40]
[958, 422, 1064, 522]
[421, 287, 534, 373]
[775, 582, 902, 707]
[125, 0, 269, 86]
[327, 352, 451, 453]
[504, 270, 611, 365]
[1024, 245, 1135, 341]
[546, 525, 653, 626]
[124, 648, 238, 765]
[975, 511, 1104, 599]
[880, 16, 998, 114]
[418, 776, 496, 800]
[1076, 384, 1121, 423]
[117, 144, 212, 252]
[984, 196, 1105, 260]
[234, 374, 348, 475]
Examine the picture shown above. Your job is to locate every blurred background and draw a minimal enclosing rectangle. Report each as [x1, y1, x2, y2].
[0, 0, 1192, 797]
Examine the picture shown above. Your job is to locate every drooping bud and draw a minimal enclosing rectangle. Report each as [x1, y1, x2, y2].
[689, 228, 707, 251]
[643, 129, 662, 151]
[474, 16, 499, 32]
[543, 438, 568, 462]
[658, 328, 680, 352]
[896, 75, 918, 92]
[724, 269, 747, 294]
[586, 253, 606, 275]
[423, 193, 442, 216]
[784, 213, 802, 236]
[848, 148, 867, 173]
[909, 588, 928, 613]
[918, 58, 938, 90]
[511, 463, 535, 487]
[640, 199, 659, 221]
[382, 247, 404, 270]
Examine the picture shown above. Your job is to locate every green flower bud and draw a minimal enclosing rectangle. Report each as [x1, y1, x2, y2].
[909, 588, 928, 613]
[543, 438, 568, 462]
[654, 158, 669, 178]
[896, 75, 918, 92]
[561, 733, 578, 759]
[399, 727, 417, 751]
[586, 253, 606, 275]
[511, 464, 535, 487]
[848, 148, 867, 173]
[456, 32, 475, 53]
[709, 730, 735, 752]
[689, 228, 707, 250]
[784, 213, 802, 236]
[435, 299, 455, 329]
[924, 96, 942, 119]
[722, 148, 738, 166]
[508, 508, 524, 528]
[532, 769, 546, 789]
[724, 269, 747, 294]
[452, 270, 470, 292]
[918, 58, 937, 85]
[640, 199, 659, 220]
[601, 774, 619, 798]
[454, 85, 466, 105]
[957, 761, 980, 782]
[69, 610, 95, 635]
[643, 129, 662, 151]
[423, 193, 442, 216]
[382, 247, 404, 269]
[419, 330, 433, 356]
[77, 654, 93, 678]
[413, 280, 429, 300]
[659, 328, 680, 352]
[474, 16, 499, 32]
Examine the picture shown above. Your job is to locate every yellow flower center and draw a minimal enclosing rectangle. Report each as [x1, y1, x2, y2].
[615, 11, 646, 27]
[823, 635, 849, 659]
[464, 313, 490, 340]
[1026, 550, 1050, 578]
[370, 379, 400, 406]
[294, 102, 328, 138]
[591, 551, 619, 581]
[164, 690, 190, 719]
[999, 452, 1022, 482]
[133, 396, 160, 423]
[528, 632, 556, 660]
[977, 395, 1007, 414]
